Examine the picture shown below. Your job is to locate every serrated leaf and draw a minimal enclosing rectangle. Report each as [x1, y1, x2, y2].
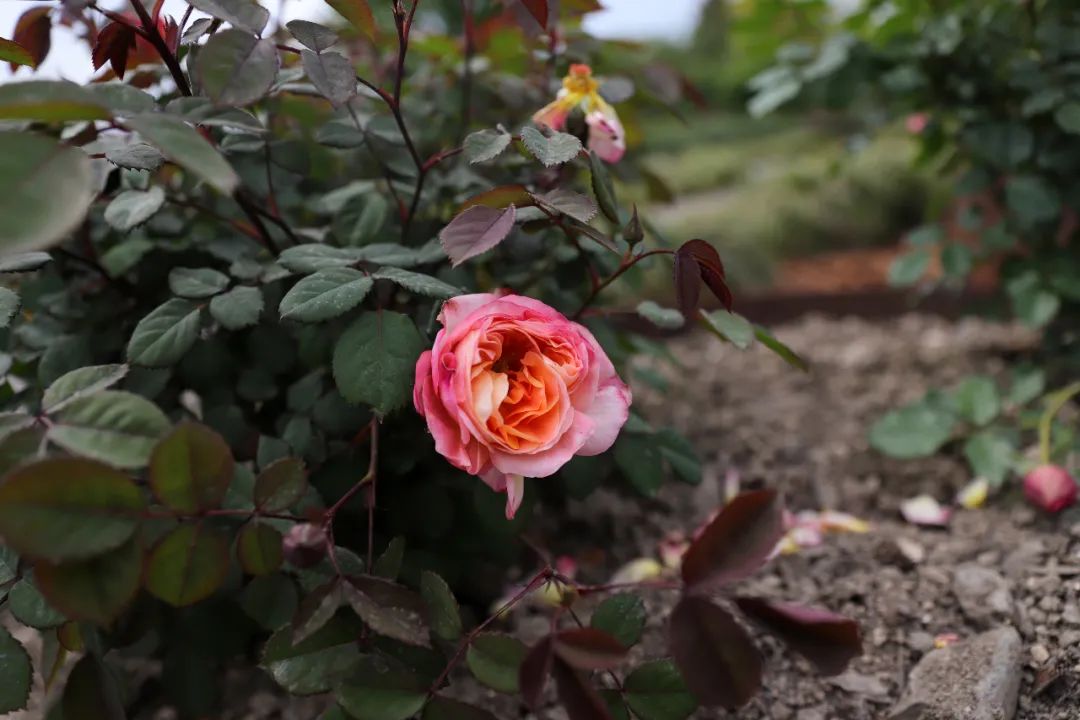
[532, 188, 598, 224]
[0, 252, 51, 273]
[0, 288, 19, 329]
[48, 390, 170, 469]
[520, 125, 582, 166]
[293, 581, 343, 645]
[127, 298, 203, 367]
[336, 657, 427, 720]
[0, 132, 97, 255]
[325, 0, 377, 42]
[701, 310, 754, 349]
[42, 364, 127, 412]
[104, 186, 165, 231]
[464, 129, 512, 163]
[623, 660, 697, 720]
[145, 523, 230, 607]
[262, 614, 364, 695]
[467, 633, 527, 693]
[343, 575, 429, 647]
[372, 267, 459, 299]
[591, 593, 645, 648]
[0, 625, 31, 713]
[124, 113, 239, 195]
[279, 244, 364, 273]
[302, 49, 356, 106]
[242, 573, 299, 630]
[238, 522, 284, 575]
[149, 422, 234, 512]
[332, 311, 424, 414]
[287, 20, 339, 52]
[8, 576, 64, 628]
[280, 267, 373, 323]
[169, 267, 230, 299]
[0, 80, 110, 122]
[419, 571, 461, 641]
[35, 537, 142, 625]
[198, 29, 279, 107]
[374, 536, 405, 580]
[189, 0, 270, 34]
[254, 457, 307, 511]
[439, 205, 516, 267]
[210, 285, 263, 329]
[0, 458, 143, 561]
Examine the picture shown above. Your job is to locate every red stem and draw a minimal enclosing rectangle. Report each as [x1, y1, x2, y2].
[572, 249, 674, 320]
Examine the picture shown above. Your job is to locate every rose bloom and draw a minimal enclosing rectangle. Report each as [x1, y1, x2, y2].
[413, 293, 631, 518]
[533, 64, 626, 163]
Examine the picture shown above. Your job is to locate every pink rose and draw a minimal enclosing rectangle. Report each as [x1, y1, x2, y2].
[413, 293, 631, 519]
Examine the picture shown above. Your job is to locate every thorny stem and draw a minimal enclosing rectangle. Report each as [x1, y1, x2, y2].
[127, 0, 192, 96]
[320, 420, 379, 573]
[572, 249, 675, 320]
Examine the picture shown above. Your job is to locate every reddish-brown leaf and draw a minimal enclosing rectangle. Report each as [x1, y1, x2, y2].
[553, 627, 627, 671]
[520, 0, 549, 30]
[11, 7, 51, 72]
[735, 597, 861, 676]
[519, 635, 555, 708]
[669, 595, 762, 709]
[680, 489, 784, 592]
[92, 22, 136, 78]
[673, 246, 701, 320]
[682, 239, 733, 311]
[552, 658, 612, 720]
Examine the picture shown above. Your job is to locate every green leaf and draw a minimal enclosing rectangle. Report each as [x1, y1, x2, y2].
[210, 285, 263, 329]
[238, 521, 284, 575]
[42, 364, 127, 413]
[941, 244, 973, 279]
[262, 614, 364, 695]
[61, 656, 127, 719]
[420, 570, 462, 641]
[372, 267, 460, 299]
[169, 267, 231, 299]
[591, 593, 646, 648]
[188, 0, 270, 34]
[0, 458, 143, 561]
[636, 301, 684, 330]
[752, 324, 808, 371]
[963, 122, 1033, 168]
[254, 457, 307, 511]
[439, 205, 517, 267]
[954, 376, 1000, 426]
[342, 576, 429, 647]
[0, 80, 110, 122]
[241, 573, 299, 630]
[0, 37, 34, 68]
[0, 251, 51, 273]
[127, 298, 203, 367]
[589, 150, 619, 222]
[279, 244, 364, 273]
[624, 659, 697, 720]
[294, 582, 342, 644]
[332, 311, 425, 415]
[85, 83, 156, 115]
[149, 422, 234, 512]
[1054, 101, 1080, 133]
[1005, 175, 1060, 229]
[106, 142, 165, 171]
[287, 20, 339, 52]
[336, 656, 428, 720]
[197, 29, 279, 107]
[1008, 366, 1045, 407]
[103, 186, 165, 232]
[0, 625, 31, 713]
[1008, 273, 1060, 328]
[614, 433, 664, 496]
[8, 577, 65, 628]
[279, 267, 374, 323]
[0, 427, 44, 477]
[656, 428, 701, 485]
[0, 288, 19, 329]
[48, 390, 170, 469]
[325, 0, 377, 42]
[532, 188, 599, 224]
[124, 113, 239, 194]
[520, 125, 582, 166]
[0, 132, 97, 255]
[302, 50, 356, 106]
[963, 430, 1016, 488]
[888, 248, 931, 286]
[0, 545, 16, 586]
[701, 310, 754, 349]
[144, 524, 230, 607]
[374, 536, 405, 580]
[464, 129, 512, 164]
[465, 633, 526, 693]
[869, 403, 955, 459]
[35, 537, 142, 625]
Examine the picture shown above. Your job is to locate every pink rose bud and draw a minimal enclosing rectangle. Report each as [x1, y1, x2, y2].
[283, 523, 328, 568]
[414, 293, 631, 519]
[1024, 464, 1077, 513]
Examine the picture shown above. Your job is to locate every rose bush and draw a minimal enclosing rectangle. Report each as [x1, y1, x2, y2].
[0, 1, 858, 717]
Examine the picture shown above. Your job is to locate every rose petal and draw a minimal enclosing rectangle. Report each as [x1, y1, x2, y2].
[900, 495, 952, 527]
[956, 478, 989, 510]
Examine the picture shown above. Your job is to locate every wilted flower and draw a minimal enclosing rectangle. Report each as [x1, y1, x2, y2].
[1024, 464, 1077, 513]
[533, 64, 626, 163]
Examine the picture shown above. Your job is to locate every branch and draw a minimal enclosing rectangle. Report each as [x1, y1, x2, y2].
[572, 249, 674, 321]
[128, 0, 191, 96]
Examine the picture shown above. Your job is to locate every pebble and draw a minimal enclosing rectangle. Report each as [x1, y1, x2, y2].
[890, 627, 1022, 720]
[1030, 644, 1050, 665]
[953, 564, 1015, 626]
[908, 631, 935, 652]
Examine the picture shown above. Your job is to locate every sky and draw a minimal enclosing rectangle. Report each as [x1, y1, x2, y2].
[0, 0, 710, 82]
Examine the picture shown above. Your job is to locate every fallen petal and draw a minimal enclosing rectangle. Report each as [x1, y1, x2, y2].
[956, 478, 989, 510]
[900, 495, 952, 527]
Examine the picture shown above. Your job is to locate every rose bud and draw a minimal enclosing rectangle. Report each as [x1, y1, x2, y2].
[282, 523, 327, 568]
[1024, 464, 1078, 513]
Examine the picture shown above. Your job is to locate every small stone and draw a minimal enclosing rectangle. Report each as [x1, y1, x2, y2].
[897, 537, 926, 565]
[953, 564, 1015, 626]
[1063, 602, 1080, 625]
[891, 627, 1022, 720]
[1062, 630, 1080, 647]
[1030, 644, 1050, 665]
[830, 671, 889, 698]
[909, 631, 935, 652]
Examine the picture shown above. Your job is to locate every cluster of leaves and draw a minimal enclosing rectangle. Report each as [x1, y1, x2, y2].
[0, 0, 851, 717]
[747, 0, 1080, 482]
